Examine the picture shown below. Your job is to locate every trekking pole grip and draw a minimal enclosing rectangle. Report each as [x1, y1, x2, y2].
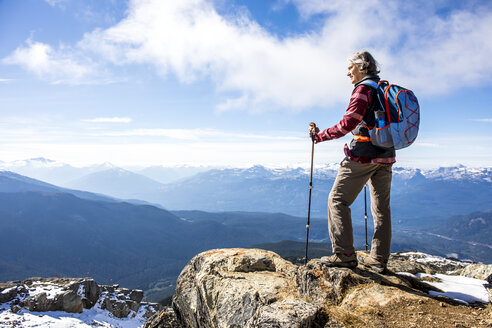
[309, 122, 317, 142]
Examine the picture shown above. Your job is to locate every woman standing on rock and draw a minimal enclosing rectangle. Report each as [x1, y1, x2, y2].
[309, 50, 394, 273]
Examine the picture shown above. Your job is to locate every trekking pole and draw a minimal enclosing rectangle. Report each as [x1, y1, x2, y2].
[364, 184, 368, 251]
[305, 122, 316, 265]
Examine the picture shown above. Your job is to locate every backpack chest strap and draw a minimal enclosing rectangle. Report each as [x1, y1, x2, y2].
[354, 135, 371, 142]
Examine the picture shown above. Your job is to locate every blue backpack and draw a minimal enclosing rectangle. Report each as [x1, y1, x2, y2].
[361, 80, 420, 150]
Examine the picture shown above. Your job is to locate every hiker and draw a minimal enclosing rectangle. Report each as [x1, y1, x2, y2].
[309, 50, 395, 273]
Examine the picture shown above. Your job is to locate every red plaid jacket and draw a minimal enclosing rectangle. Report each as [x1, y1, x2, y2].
[315, 84, 396, 164]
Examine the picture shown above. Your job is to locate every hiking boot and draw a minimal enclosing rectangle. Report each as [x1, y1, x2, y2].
[320, 253, 358, 269]
[359, 255, 387, 273]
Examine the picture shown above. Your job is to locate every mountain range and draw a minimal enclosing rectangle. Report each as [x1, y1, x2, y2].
[63, 164, 492, 229]
[1, 161, 491, 302]
[4, 159, 491, 228]
[0, 170, 115, 203]
[0, 157, 209, 186]
[63, 167, 164, 199]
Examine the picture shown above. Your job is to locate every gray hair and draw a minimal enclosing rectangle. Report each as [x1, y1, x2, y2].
[348, 51, 380, 75]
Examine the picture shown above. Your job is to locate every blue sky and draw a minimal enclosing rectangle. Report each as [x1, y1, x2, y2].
[1, 0, 491, 168]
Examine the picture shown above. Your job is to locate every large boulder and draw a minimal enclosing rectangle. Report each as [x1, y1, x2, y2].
[21, 290, 83, 313]
[59, 290, 84, 313]
[172, 248, 327, 328]
[18, 278, 97, 313]
[101, 297, 132, 318]
[23, 292, 60, 312]
[69, 278, 100, 308]
[0, 283, 19, 304]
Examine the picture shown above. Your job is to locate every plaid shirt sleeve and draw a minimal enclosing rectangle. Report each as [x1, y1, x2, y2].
[315, 85, 372, 143]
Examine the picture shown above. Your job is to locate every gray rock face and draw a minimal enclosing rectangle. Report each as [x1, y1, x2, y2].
[391, 252, 469, 274]
[101, 297, 132, 318]
[98, 285, 149, 318]
[10, 278, 98, 313]
[144, 307, 180, 328]
[0, 277, 162, 319]
[130, 289, 145, 303]
[0, 284, 18, 304]
[23, 292, 60, 312]
[75, 278, 100, 308]
[454, 263, 492, 282]
[17, 279, 85, 313]
[300, 262, 372, 306]
[172, 248, 327, 328]
[59, 290, 84, 313]
[251, 300, 327, 328]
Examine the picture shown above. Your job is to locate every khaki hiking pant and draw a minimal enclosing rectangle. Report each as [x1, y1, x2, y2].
[328, 157, 392, 263]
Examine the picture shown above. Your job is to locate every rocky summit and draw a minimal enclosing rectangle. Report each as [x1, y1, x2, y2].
[0, 277, 162, 326]
[147, 249, 492, 328]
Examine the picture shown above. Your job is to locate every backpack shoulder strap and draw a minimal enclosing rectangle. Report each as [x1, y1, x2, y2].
[359, 80, 379, 89]
[359, 79, 383, 113]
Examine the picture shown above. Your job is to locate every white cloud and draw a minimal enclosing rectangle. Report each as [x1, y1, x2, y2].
[93, 128, 303, 141]
[44, 0, 68, 8]
[0, 78, 12, 83]
[74, 0, 353, 110]
[2, 40, 96, 84]
[0, 141, 311, 167]
[470, 118, 492, 123]
[4, 133, 491, 168]
[98, 128, 202, 140]
[2, 121, 492, 167]
[216, 94, 251, 113]
[287, 0, 492, 93]
[83, 117, 133, 123]
[5, 0, 492, 109]
[2, 39, 121, 85]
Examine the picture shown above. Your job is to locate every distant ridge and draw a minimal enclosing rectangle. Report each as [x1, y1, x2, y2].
[3, 162, 492, 224]
[0, 170, 115, 203]
[64, 167, 164, 199]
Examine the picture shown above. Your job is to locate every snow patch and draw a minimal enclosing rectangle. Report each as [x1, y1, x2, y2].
[418, 273, 490, 305]
[0, 288, 15, 295]
[397, 270, 490, 305]
[0, 305, 149, 328]
[77, 284, 86, 299]
[28, 282, 65, 300]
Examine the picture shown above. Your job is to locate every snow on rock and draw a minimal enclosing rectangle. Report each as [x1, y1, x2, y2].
[418, 273, 490, 305]
[394, 251, 491, 305]
[0, 278, 162, 328]
[0, 305, 159, 328]
[396, 251, 470, 273]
